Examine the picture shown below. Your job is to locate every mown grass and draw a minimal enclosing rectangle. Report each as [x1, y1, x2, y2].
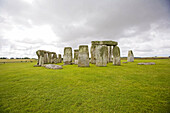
[0, 59, 170, 113]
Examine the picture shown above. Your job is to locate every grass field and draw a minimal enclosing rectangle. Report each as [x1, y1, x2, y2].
[0, 59, 170, 113]
[0, 59, 36, 63]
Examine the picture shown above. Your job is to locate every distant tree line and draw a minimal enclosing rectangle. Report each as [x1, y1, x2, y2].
[0, 57, 36, 59]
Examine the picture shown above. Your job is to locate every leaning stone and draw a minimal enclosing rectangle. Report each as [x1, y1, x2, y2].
[96, 45, 108, 66]
[63, 47, 72, 65]
[78, 45, 90, 67]
[45, 64, 63, 69]
[127, 50, 134, 62]
[138, 62, 155, 65]
[113, 46, 121, 65]
[74, 49, 79, 65]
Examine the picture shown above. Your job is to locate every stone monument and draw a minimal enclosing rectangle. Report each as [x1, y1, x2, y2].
[78, 45, 90, 67]
[74, 49, 79, 65]
[113, 46, 121, 65]
[63, 47, 72, 65]
[127, 50, 134, 62]
[96, 45, 108, 66]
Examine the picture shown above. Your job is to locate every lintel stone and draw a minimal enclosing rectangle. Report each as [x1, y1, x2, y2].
[91, 41, 118, 46]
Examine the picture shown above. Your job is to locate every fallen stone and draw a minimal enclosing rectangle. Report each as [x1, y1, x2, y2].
[123, 62, 128, 63]
[138, 62, 155, 65]
[45, 64, 63, 69]
[34, 65, 41, 67]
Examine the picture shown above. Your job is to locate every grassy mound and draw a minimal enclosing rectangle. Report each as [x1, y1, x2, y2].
[0, 59, 170, 112]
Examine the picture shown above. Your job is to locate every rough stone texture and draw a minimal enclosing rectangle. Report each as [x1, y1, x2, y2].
[91, 41, 118, 46]
[108, 46, 113, 63]
[74, 49, 79, 65]
[44, 52, 48, 64]
[113, 46, 121, 65]
[96, 45, 108, 66]
[127, 50, 134, 62]
[52, 53, 58, 63]
[63, 47, 72, 65]
[78, 45, 90, 67]
[58, 54, 62, 63]
[34, 65, 41, 67]
[90, 45, 96, 64]
[36, 50, 45, 66]
[138, 62, 155, 65]
[48, 52, 52, 63]
[45, 64, 63, 69]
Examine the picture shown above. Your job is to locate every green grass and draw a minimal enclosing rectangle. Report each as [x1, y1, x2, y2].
[0, 59, 170, 113]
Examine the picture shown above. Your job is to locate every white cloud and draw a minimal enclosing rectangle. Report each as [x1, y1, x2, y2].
[0, 0, 170, 58]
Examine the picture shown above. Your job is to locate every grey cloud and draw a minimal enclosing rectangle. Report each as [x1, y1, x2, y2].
[0, 0, 170, 57]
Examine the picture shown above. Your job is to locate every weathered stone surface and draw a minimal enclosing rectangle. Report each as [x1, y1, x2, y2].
[36, 50, 45, 66]
[91, 41, 118, 46]
[96, 45, 108, 66]
[52, 53, 57, 63]
[48, 52, 52, 63]
[63, 47, 72, 65]
[78, 45, 90, 67]
[45, 64, 63, 69]
[138, 62, 155, 65]
[90, 45, 96, 64]
[58, 54, 62, 63]
[44, 52, 48, 64]
[108, 46, 113, 63]
[113, 46, 121, 65]
[34, 65, 41, 67]
[74, 49, 79, 65]
[127, 50, 134, 62]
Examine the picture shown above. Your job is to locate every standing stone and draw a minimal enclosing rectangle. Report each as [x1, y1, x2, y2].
[127, 50, 134, 62]
[113, 46, 121, 65]
[58, 54, 62, 63]
[36, 50, 40, 65]
[74, 50, 79, 65]
[108, 46, 112, 63]
[36, 50, 45, 66]
[63, 47, 72, 65]
[90, 44, 96, 64]
[44, 51, 48, 64]
[78, 45, 89, 67]
[48, 52, 52, 63]
[52, 52, 58, 63]
[96, 45, 108, 66]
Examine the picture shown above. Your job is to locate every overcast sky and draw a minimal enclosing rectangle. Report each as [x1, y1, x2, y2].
[0, 0, 170, 58]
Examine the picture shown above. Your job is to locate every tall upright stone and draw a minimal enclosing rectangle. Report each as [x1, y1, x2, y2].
[36, 50, 45, 66]
[78, 45, 89, 67]
[74, 49, 79, 65]
[44, 51, 48, 63]
[127, 50, 134, 62]
[52, 52, 58, 63]
[48, 52, 52, 63]
[108, 46, 112, 63]
[113, 46, 121, 65]
[90, 44, 96, 64]
[63, 47, 72, 65]
[96, 45, 108, 66]
[58, 54, 62, 63]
